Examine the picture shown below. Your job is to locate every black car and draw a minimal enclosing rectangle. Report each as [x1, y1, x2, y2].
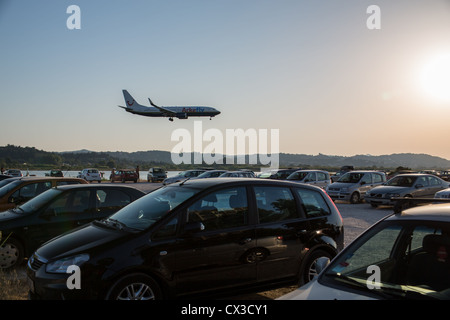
[27, 178, 344, 300]
[0, 184, 145, 269]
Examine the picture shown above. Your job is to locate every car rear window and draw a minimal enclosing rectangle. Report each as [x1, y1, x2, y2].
[294, 188, 331, 217]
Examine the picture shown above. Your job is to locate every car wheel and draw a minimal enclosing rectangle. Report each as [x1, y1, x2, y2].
[106, 273, 162, 300]
[350, 192, 360, 204]
[300, 249, 333, 285]
[0, 238, 24, 270]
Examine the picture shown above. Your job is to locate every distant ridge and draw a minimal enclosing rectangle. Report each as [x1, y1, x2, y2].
[1, 145, 449, 169]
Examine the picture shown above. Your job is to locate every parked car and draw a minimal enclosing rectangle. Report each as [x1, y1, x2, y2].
[191, 170, 228, 179]
[110, 169, 138, 183]
[435, 187, 450, 199]
[147, 168, 167, 183]
[162, 169, 206, 185]
[279, 200, 450, 300]
[326, 171, 387, 204]
[219, 170, 255, 178]
[0, 184, 145, 269]
[286, 170, 331, 189]
[4, 169, 22, 177]
[330, 166, 354, 182]
[27, 178, 344, 300]
[0, 177, 87, 212]
[365, 174, 449, 207]
[78, 168, 102, 183]
[45, 170, 63, 177]
[258, 168, 300, 180]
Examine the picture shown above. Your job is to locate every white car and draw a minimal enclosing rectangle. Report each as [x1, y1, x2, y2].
[278, 201, 450, 300]
[78, 168, 101, 183]
[435, 187, 450, 198]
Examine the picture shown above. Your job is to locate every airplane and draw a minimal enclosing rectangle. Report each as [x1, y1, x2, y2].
[118, 90, 221, 121]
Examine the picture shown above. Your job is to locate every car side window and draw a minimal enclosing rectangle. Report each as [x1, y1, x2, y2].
[96, 189, 131, 210]
[428, 176, 441, 186]
[12, 182, 52, 199]
[317, 172, 327, 181]
[373, 173, 383, 183]
[46, 190, 91, 216]
[255, 186, 298, 223]
[361, 174, 372, 184]
[295, 188, 331, 218]
[187, 186, 248, 231]
[416, 176, 428, 186]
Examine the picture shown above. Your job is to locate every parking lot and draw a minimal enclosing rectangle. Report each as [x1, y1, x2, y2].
[11, 181, 393, 300]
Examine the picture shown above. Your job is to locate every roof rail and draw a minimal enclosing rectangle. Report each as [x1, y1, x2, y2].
[392, 197, 450, 214]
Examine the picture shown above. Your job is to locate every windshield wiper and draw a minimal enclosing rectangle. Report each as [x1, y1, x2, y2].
[325, 273, 394, 299]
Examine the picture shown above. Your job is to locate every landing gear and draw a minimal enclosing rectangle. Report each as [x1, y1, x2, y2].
[169, 117, 173, 122]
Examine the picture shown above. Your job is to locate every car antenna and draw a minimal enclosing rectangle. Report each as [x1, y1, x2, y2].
[180, 178, 190, 186]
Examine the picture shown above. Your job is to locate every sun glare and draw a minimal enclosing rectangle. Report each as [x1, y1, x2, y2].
[420, 52, 450, 102]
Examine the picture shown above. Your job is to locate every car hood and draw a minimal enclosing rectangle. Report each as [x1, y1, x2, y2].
[0, 210, 20, 223]
[36, 222, 127, 261]
[277, 278, 376, 300]
[368, 185, 411, 194]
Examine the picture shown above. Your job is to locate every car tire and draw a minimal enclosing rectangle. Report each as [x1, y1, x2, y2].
[300, 249, 333, 285]
[0, 238, 24, 270]
[350, 192, 360, 204]
[106, 273, 162, 300]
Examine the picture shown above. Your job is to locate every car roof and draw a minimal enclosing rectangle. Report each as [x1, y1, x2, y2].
[388, 203, 450, 222]
[54, 184, 145, 192]
[167, 177, 322, 190]
[12, 176, 84, 182]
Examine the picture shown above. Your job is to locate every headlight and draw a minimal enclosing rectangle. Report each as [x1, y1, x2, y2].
[46, 254, 89, 273]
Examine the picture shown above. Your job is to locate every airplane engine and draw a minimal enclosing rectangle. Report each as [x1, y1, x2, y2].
[175, 112, 188, 119]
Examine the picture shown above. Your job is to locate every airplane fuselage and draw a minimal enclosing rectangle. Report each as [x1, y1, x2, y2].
[125, 105, 220, 117]
[120, 90, 220, 121]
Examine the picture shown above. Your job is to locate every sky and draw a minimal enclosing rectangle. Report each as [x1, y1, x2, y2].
[1, 0, 450, 160]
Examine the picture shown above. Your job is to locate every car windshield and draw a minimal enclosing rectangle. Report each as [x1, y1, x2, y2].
[14, 188, 62, 214]
[322, 221, 450, 300]
[106, 185, 201, 231]
[287, 172, 308, 180]
[153, 168, 163, 173]
[337, 172, 364, 183]
[386, 176, 417, 187]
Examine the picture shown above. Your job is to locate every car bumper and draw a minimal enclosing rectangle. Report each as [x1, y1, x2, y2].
[364, 197, 394, 206]
[327, 192, 350, 201]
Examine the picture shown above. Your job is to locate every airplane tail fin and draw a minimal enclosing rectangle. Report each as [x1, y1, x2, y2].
[122, 90, 140, 108]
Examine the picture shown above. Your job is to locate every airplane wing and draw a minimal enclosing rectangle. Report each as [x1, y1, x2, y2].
[148, 98, 177, 116]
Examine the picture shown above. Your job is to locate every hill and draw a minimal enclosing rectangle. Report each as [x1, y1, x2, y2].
[1, 145, 450, 170]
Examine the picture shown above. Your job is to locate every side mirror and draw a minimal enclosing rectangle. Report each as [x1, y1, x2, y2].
[183, 221, 205, 234]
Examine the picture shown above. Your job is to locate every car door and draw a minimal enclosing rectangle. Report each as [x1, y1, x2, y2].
[30, 189, 94, 247]
[316, 172, 329, 189]
[253, 185, 310, 282]
[427, 176, 446, 196]
[159, 185, 257, 295]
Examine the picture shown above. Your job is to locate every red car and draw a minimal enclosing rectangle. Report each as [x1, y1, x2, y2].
[110, 169, 138, 183]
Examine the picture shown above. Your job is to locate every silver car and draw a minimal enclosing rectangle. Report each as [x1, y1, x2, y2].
[326, 171, 387, 204]
[366, 173, 449, 207]
[286, 170, 331, 189]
